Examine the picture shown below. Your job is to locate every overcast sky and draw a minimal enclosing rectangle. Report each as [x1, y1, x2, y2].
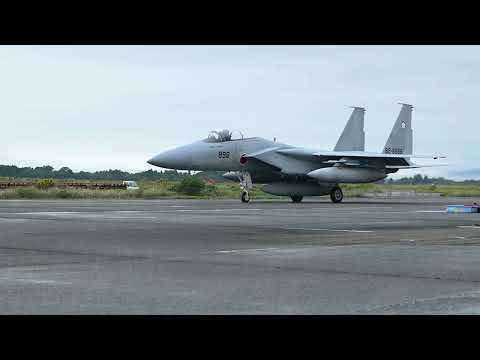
[1, 45, 477, 179]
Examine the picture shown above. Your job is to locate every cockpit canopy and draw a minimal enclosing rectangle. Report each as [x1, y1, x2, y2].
[205, 129, 243, 143]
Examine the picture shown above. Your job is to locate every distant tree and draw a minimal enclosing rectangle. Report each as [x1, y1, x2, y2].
[412, 174, 423, 184]
[34, 166, 54, 178]
[2, 165, 475, 186]
[54, 167, 74, 179]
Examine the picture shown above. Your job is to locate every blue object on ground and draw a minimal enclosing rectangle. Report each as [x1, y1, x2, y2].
[446, 205, 480, 213]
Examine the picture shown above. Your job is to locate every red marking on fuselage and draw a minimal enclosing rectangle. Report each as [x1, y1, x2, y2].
[240, 154, 248, 165]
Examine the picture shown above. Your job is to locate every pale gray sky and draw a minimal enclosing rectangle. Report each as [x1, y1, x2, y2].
[1, 45, 477, 179]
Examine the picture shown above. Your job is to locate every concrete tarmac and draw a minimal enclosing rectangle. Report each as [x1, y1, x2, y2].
[2, 197, 480, 314]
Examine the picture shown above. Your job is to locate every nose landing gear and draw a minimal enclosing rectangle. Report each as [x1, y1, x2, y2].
[238, 171, 253, 203]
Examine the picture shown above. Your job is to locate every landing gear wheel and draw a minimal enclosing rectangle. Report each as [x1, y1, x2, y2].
[290, 195, 303, 203]
[330, 187, 343, 203]
[241, 191, 250, 203]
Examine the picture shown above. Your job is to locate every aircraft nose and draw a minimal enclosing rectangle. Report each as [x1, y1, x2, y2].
[147, 156, 159, 166]
[147, 147, 193, 170]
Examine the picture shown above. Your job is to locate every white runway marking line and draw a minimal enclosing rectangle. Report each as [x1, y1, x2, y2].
[216, 248, 281, 254]
[0, 278, 72, 285]
[11, 211, 160, 221]
[266, 207, 395, 212]
[457, 226, 480, 230]
[176, 208, 264, 212]
[363, 221, 403, 225]
[0, 218, 51, 223]
[285, 227, 374, 233]
[14, 211, 78, 216]
[82, 215, 159, 220]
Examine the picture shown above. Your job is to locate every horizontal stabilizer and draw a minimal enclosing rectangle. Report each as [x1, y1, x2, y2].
[313, 151, 446, 160]
[385, 164, 449, 169]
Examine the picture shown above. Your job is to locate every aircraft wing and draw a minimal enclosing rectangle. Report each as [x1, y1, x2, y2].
[242, 147, 446, 175]
[277, 148, 445, 159]
[276, 148, 446, 168]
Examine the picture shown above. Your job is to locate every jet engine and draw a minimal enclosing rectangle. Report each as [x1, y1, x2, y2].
[307, 167, 386, 183]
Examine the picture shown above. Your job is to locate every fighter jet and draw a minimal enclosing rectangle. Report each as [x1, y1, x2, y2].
[147, 104, 445, 203]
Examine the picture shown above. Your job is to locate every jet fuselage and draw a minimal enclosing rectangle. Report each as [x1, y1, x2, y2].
[148, 136, 291, 183]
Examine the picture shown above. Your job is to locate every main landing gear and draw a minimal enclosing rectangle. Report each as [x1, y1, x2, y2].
[290, 195, 303, 203]
[330, 186, 343, 203]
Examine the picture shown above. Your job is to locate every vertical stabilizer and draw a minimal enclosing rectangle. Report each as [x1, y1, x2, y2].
[334, 106, 365, 152]
[383, 103, 413, 155]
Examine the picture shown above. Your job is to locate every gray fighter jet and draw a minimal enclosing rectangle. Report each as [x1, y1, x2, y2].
[148, 104, 445, 203]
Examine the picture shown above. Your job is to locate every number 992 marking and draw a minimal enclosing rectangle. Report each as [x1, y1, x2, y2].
[218, 151, 230, 159]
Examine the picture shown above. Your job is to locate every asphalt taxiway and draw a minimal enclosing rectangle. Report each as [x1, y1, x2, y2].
[2, 197, 480, 314]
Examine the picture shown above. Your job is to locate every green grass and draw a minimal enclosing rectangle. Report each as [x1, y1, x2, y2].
[342, 183, 480, 197]
[140, 180, 282, 200]
[0, 180, 282, 200]
[380, 184, 480, 197]
[1, 179, 480, 200]
[341, 183, 384, 197]
[0, 187, 144, 200]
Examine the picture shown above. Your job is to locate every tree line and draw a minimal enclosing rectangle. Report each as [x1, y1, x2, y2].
[384, 174, 480, 185]
[1, 164, 478, 185]
[0, 165, 194, 181]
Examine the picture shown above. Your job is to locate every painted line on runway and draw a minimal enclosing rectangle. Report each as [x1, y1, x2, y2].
[285, 227, 374, 233]
[0, 218, 54, 223]
[176, 208, 265, 212]
[216, 248, 281, 254]
[266, 207, 395, 211]
[363, 221, 403, 225]
[457, 226, 480, 230]
[10, 212, 160, 221]
[15, 212, 78, 215]
[0, 278, 72, 285]
[81, 216, 159, 220]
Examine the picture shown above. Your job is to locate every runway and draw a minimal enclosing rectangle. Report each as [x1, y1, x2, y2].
[2, 197, 480, 314]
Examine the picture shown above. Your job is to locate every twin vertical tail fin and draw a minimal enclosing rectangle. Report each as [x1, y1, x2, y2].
[333, 103, 414, 155]
[334, 106, 365, 152]
[383, 103, 413, 155]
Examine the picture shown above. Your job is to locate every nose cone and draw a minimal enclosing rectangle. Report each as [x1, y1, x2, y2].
[147, 146, 193, 170]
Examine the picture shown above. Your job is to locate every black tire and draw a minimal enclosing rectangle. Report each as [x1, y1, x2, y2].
[241, 191, 250, 203]
[330, 187, 343, 203]
[290, 195, 303, 203]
